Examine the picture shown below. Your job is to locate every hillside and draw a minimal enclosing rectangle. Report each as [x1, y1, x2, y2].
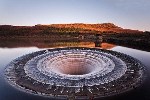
[0, 23, 143, 37]
[43, 23, 142, 34]
[0, 23, 150, 51]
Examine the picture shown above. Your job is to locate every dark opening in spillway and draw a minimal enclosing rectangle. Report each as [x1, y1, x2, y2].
[46, 53, 104, 76]
[51, 58, 93, 75]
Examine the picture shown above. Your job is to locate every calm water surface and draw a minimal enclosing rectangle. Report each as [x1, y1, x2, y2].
[0, 44, 150, 100]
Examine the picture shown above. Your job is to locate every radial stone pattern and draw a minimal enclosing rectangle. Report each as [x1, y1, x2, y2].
[5, 47, 145, 99]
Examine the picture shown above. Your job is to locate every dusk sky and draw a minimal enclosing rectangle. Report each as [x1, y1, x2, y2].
[0, 0, 150, 31]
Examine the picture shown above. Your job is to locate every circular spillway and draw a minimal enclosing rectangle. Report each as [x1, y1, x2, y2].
[5, 47, 145, 99]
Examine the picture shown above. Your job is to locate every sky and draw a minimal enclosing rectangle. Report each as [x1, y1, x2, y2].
[0, 0, 150, 31]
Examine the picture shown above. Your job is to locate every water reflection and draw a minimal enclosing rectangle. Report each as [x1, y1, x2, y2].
[0, 41, 150, 100]
[0, 47, 45, 100]
[0, 39, 116, 50]
[112, 46, 150, 72]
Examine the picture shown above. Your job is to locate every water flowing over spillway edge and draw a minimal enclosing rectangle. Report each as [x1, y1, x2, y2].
[4, 47, 146, 99]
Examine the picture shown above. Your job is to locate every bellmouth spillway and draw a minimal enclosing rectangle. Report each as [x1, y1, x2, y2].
[5, 47, 145, 99]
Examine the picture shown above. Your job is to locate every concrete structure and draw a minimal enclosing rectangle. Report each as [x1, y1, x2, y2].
[5, 47, 145, 100]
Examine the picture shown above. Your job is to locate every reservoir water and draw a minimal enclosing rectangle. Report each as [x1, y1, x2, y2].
[0, 42, 150, 100]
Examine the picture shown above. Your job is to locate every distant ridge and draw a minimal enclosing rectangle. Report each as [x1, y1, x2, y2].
[39, 23, 142, 33]
[0, 23, 143, 34]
